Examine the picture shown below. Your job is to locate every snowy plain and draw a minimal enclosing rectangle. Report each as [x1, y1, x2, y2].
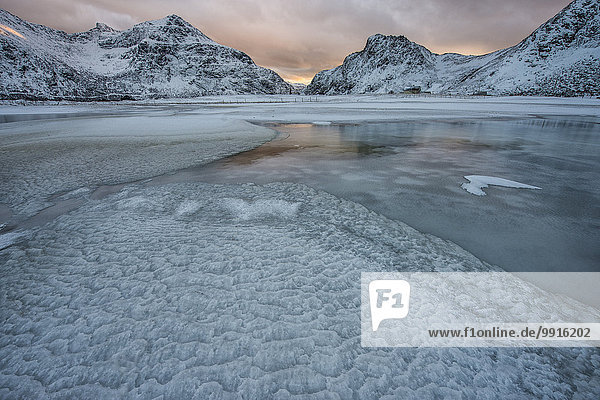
[0, 96, 599, 398]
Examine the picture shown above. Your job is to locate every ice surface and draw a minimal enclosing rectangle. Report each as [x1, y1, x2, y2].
[0, 230, 26, 250]
[174, 200, 202, 217]
[56, 187, 91, 200]
[0, 181, 598, 398]
[461, 175, 542, 196]
[224, 198, 300, 220]
[0, 113, 275, 217]
[175, 116, 599, 273]
[0, 97, 599, 397]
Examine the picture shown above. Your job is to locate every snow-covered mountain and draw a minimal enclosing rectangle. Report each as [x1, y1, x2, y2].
[0, 11, 292, 100]
[289, 82, 307, 93]
[306, 0, 600, 96]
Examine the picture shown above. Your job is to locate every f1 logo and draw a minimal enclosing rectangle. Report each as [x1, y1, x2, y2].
[369, 280, 411, 331]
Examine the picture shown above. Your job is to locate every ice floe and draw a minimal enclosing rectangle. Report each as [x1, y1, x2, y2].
[462, 175, 542, 196]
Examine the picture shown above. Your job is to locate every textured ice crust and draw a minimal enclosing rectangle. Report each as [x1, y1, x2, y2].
[0, 231, 26, 250]
[224, 198, 300, 221]
[175, 200, 202, 217]
[462, 175, 542, 196]
[56, 187, 91, 201]
[1, 182, 598, 399]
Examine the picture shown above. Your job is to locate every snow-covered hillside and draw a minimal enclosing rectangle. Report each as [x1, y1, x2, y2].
[0, 11, 292, 100]
[306, 0, 600, 96]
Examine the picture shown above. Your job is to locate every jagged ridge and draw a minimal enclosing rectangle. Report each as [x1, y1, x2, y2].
[0, 11, 292, 100]
[306, 0, 600, 96]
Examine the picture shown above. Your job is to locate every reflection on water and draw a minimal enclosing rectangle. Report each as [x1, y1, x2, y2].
[156, 117, 599, 273]
[224, 124, 394, 165]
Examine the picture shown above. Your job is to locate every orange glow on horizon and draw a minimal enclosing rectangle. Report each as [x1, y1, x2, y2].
[268, 68, 315, 85]
[275, 44, 501, 83]
[286, 76, 312, 85]
[0, 24, 26, 39]
[428, 44, 494, 57]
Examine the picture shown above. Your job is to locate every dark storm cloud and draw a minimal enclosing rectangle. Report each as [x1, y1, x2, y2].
[0, 0, 572, 82]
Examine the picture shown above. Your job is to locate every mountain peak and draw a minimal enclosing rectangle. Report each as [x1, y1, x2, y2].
[307, 0, 600, 96]
[153, 14, 190, 26]
[92, 22, 115, 33]
[363, 33, 424, 56]
[0, 10, 292, 99]
[127, 14, 215, 45]
[366, 33, 408, 43]
[520, 0, 599, 53]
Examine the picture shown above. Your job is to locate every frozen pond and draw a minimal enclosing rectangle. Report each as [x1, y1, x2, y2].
[153, 117, 600, 273]
[1, 99, 599, 398]
[2, 102, 598, 273]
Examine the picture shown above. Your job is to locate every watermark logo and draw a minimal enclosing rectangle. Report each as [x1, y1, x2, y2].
[369, 279, 411, 331]
[362, 272, 600, 347]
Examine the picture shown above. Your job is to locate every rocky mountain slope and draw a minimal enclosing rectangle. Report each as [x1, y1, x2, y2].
[306, 0, 600, 96]
[0, 11, 292, 100]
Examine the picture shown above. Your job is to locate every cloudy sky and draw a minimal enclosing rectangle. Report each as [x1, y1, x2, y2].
[0, 0, 572, 83]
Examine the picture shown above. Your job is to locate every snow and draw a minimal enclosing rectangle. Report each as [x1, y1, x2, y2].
[0, 95, 597, 221]
[224, 198, 300, 220]
[3, 0, 598, 101]
[175, 200, 202, 217]
[306, 0, 600, 96]
[461, 175, 542, 196]
[0, 10, 292, 100]
[0, 96, 598, 397]
[0, 181, 598, 398]
[57, 187, 91, 200]
[0, 230, 25, 250]
[0, 113, 276, 217]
